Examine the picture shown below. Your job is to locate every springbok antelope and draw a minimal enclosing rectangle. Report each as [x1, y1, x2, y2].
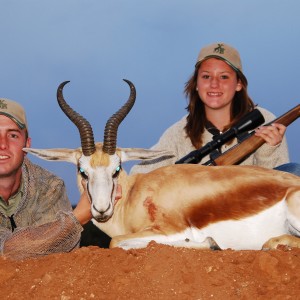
[24, 80, 300, 251]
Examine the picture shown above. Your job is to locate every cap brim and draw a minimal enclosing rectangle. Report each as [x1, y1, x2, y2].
[195, 55, 247, 85]
[0, 112, 26, 129]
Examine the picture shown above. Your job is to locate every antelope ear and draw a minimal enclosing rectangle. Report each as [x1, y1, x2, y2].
[23, 147, 82, 165]
[118, 147, 174, 162]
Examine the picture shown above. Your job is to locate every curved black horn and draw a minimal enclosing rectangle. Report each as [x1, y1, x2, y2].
[57, 81, 96, 156]
[102, 79, 136, 155]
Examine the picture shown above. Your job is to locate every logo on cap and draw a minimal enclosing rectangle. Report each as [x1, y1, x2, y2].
[214, 44, 225, 54]
[0, 100, 8, 109]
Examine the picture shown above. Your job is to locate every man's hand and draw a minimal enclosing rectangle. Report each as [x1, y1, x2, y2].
[73, 180, 92, 225]
[254, 123, 286, 146]
[115, 184, 122, 202]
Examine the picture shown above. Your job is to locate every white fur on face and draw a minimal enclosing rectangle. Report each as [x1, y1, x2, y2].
[79, 154, 121, 221]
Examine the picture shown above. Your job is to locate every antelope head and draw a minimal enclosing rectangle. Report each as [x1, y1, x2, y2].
[24, 80, 172, 221]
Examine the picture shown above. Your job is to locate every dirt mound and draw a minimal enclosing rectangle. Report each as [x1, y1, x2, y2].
[1, 243, 300, 299]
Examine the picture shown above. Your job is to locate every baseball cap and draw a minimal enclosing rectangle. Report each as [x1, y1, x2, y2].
[195, 42, 246, 82]
[0, 98, 28, 130]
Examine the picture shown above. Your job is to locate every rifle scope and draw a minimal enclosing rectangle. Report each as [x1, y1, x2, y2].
[175, 109, 265, 164]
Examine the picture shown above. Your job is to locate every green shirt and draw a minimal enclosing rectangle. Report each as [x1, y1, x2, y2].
[0, 181, 23, 217]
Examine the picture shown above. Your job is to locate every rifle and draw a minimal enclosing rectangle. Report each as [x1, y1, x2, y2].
[176, 104, 300, 166]
[175, 108, 265, 164]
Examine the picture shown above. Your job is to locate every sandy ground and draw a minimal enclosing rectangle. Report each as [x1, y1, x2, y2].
[1, 239, 300, 300]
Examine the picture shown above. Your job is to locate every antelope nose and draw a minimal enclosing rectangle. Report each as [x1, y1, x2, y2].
[92, 202, 112, 215]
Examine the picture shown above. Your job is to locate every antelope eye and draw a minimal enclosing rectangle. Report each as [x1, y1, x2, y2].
[78, 167, 88, 180]
[112, 165, 121, 179]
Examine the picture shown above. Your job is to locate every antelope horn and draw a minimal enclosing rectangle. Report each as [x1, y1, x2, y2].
[102, 79, 136, 155]
[57, 81, 96, 156]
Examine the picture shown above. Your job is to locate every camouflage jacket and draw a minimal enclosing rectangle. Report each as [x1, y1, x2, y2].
[0, 158, 82, 260]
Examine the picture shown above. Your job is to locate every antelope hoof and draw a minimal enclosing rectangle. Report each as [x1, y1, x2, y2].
[206, 237, 222, 251]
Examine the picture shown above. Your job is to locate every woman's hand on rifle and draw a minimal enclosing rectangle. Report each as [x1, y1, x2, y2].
[254, 123, 286, 146]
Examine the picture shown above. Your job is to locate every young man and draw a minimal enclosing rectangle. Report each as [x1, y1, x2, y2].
[0, 98, 92, 260]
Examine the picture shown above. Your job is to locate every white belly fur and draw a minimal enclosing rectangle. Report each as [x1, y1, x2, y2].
[185, 199, 288, 250]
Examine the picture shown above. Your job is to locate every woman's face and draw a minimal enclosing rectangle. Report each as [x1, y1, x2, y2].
[196, 58, 242, 112]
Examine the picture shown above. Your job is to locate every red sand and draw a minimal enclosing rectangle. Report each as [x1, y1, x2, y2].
[1, 242, 300, 299]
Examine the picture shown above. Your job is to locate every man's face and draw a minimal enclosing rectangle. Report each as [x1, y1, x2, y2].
[0, 115, 31, 178]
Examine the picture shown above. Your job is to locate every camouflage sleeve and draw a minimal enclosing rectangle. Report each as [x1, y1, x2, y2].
[0, 211, 82, 260]
[0, 162, 83, 260]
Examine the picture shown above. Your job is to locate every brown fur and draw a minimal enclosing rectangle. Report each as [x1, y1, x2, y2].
[143, 197, 157, 222]
[188, 182, 287, 228]
[90, 144, 110, 167]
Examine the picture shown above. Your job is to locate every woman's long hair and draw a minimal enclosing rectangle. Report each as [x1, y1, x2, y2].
[184, 62, 255, 149]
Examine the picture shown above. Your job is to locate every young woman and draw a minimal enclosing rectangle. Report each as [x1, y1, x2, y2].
[131, 42, 299, 175]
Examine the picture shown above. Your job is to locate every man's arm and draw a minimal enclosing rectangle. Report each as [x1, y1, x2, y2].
[0, 176, 84, 260]
[0, 210, 82, 260]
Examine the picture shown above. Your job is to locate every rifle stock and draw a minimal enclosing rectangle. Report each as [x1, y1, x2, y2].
[210, 104, 300, 166]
